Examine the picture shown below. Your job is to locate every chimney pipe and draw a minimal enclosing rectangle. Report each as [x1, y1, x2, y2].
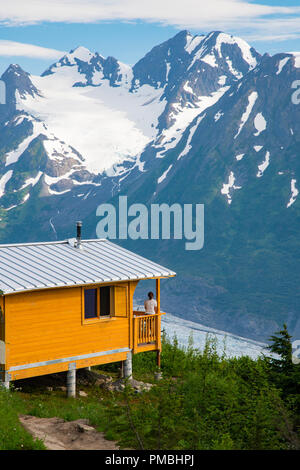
[76, 221, 82, 248]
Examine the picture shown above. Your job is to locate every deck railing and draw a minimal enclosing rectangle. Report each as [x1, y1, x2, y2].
[133, 311, 162, 352]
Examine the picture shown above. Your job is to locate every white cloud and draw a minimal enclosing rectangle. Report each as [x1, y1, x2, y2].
[0, 40, 65, 59]
[239, 16, 300, 42]
[0, 1, 299, 44]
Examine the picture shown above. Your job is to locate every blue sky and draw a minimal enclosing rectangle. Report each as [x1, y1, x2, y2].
[0, 0, 299, 76]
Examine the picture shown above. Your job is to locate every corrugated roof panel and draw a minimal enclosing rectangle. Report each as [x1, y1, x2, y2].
[0, 239, 176, 294]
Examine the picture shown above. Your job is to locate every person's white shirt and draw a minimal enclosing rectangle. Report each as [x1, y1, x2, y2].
[144, 298, 157, 314]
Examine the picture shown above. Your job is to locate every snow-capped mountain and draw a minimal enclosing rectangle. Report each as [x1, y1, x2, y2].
[42, 46, 134, 88]
[132, 30, 260, 158]
[0, 31, 299, 342]
[142, 50, 300, 207]
[0, 30, 261, 203]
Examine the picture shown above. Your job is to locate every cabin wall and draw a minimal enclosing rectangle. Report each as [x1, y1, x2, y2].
[0, 296, 4, 371]
[0, 296, 4, 342]
[5, 281, 138, 380]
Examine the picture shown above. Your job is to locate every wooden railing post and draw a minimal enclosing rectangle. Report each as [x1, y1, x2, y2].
[133, 316, 138, 353]
[156, 313, 161, 352]
[156, 279, 160, 314]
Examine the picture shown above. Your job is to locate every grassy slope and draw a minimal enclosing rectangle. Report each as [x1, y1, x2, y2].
[0, 334, 299, 451]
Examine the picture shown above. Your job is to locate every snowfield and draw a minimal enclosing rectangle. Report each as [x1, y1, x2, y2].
[287, 179, 299, 208]
[10, 32, 262, 180]
[257, 151, 270, 178]
[156, 86, 229, 159]
[221, 171, 241, 204]
[17, 67, 166, 174]
[234, 91, 258, 139]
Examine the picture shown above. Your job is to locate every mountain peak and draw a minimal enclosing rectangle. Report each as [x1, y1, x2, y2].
[199, 30, 260, 72]
[2, 63, 28, 77]
[1, 64, 40, 106]
[68, 46, 94, 62]
[41, 46, 99, 77]
[174, 30, 191, 38]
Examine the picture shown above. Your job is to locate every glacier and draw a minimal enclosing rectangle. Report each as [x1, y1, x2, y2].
[161, 312, 271, 360]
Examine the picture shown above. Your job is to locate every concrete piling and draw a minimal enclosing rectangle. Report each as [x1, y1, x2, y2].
[0, 372, 10, 390]
[0, 380, 9, 390]
[123, 351, 132, 379]
[67, 363, 76, 398]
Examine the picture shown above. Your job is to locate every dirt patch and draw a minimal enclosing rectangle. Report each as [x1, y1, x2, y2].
[19, 415, 119, 450]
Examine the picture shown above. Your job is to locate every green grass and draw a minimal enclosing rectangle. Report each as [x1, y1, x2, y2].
[0, 333, 299, 450]
[0, 388, 45, 450]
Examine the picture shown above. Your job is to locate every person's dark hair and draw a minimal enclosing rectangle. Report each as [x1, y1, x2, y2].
[148, 291, 154, 299]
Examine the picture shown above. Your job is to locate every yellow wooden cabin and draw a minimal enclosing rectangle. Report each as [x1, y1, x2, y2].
[0, 227, 175, 395]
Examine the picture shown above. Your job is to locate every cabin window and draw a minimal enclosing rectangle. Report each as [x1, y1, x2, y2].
[83, 284, 127, 322]
[84, 288, 98, 319]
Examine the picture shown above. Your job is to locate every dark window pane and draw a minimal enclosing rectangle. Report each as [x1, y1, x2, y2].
[84, 289, 98, 318]
[100, 287, 111, 316]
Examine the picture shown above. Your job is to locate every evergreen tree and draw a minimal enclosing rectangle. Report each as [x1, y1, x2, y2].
[267, 324, 293, 374]
[267, 324, 300, 414]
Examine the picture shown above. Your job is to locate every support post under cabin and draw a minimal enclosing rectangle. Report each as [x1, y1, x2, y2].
[3, 381, 9, 390]
[124, 351, 132, 379]
[0, 372, 10, 390]
[67, 362, 76, 398]
[0, 380, 9, 390]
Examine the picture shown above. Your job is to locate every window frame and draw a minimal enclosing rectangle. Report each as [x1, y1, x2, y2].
[82, 284, 122, 324]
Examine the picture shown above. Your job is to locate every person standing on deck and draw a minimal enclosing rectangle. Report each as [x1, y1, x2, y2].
[144, 291, 157, 314]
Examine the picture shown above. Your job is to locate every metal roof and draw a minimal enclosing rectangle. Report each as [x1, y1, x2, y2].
[0, 239, 176, 295]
